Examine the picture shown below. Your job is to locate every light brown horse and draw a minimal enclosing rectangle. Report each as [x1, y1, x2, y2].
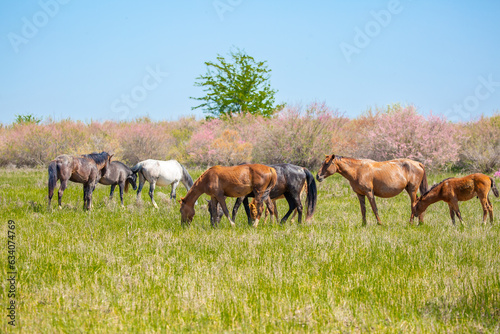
[48, 152, 112, 210]
[316, 154, 428, 225]
[180, 164, 277, 227]
[411, 173, 499, 225]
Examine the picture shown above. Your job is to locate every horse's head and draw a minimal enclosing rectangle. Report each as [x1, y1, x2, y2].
[249, 202, 263, 222]
[127, 172, 138, 191]
[316, 154, 337, 182]
[180, 197, 195, 225]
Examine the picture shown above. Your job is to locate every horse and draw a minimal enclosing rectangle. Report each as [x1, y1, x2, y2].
[208, 164, 317, 225]
[316, 154, 428, 225]
[180, 164, 277, 227]
[48, 151, 112, 210]
[98, 161, 138, 206]
[131, 159, 193, 208]
[411, 173, 499, 225]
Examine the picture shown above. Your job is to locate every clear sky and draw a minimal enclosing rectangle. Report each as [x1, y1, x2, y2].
[1, 0, 499, 124]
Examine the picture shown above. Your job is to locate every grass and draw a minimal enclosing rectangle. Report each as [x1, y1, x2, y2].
[1, 168, 499, 332]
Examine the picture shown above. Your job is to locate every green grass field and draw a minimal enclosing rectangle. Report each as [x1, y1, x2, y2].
[1, 168, 499, 333]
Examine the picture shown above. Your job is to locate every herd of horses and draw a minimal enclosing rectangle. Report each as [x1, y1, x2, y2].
[47, 151, 499, 226]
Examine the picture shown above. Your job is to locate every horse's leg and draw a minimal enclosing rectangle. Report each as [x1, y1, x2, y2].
[366, 192, 383, 225]
[232, 197, 243, 222]
[450, 200, 463, 224]
[119, 182, 125, 207]
[136, 172, 146, 201]
[58, 179, 68, 209]
[357, 194, 367, 226]
[149, 181, 158, 208]
[487, 197, 494, 224]
[241, 197, 252, 226]
[170, 181, 179, 200]
[280, 193, 299, 224]
[406, 186, 419, 225]
[215, 194, 235, 227]
[263, 197, 275, 224]
[271, 199, 279, 224]
[448, 203, 456, 225]
[208, 197, 219, 228]
[109, 184, 116, 201]
[83, 183, 92, 210]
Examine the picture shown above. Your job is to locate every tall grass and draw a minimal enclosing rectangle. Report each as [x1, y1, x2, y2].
[1, 169, 499, 332]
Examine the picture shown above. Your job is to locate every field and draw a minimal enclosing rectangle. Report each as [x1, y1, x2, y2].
[1, 168, 500, 333]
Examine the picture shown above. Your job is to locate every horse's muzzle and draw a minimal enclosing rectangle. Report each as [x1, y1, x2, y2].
[316, 174, 324, 182]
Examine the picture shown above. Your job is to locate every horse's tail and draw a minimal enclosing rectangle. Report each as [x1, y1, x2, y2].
[130, 162, 142, 174]
[490, 177, 499, 197]
[304, 168, 317, 221]
[419, 163, 429, 195]
[124, 180, 130, 193]
[180, 163, 194, 190]
[48, 161, 58, 201]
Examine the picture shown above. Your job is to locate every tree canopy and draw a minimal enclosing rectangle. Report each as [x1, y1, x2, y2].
[191, 49, 279, 119]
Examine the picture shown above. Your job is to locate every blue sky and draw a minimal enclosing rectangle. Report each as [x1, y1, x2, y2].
[1, 0, 499, 124]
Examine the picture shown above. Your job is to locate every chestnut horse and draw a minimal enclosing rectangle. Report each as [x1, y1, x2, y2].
[316, 154, 428, 225]
[180, 164, 277, 227]
[48, 152, 112, 210]
[411, 173, 499, 225]
[217, 164, 317, 225]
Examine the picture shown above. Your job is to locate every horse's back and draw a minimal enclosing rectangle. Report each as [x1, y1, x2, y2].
[139, 159, 183, 185]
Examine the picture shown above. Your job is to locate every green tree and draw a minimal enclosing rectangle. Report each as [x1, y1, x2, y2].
[14, 113, 42, 124]
[191, 48, 280, 119]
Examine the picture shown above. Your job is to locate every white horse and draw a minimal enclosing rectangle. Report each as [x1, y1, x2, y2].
[131, 159, 194, 208]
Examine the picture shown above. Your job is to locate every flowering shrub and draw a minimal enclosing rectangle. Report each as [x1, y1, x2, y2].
[495, 169, 500, 178]
[0, 106, 497, 172]
[365, 105, 460, 170]
[252, 102, 346, 168]
[457, 115, 500, 172]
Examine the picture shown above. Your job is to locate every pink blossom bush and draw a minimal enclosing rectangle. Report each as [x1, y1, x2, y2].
[365, 105, 460, 170]
[495, 169, 500, 178]
[457, 114, 500, 172]
[252, 102, 347, 168]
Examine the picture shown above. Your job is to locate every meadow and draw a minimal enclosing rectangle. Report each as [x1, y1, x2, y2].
[1, 168, 499, 333]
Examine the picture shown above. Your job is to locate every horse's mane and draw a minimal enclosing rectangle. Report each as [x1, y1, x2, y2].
[421, 177, 452, 198]
[111, 160, 128, 168]
[192, 167, 211, 187]
[83, 152, 110, 165]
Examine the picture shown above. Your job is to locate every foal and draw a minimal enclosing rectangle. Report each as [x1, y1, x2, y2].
[411, 173, 499, 225]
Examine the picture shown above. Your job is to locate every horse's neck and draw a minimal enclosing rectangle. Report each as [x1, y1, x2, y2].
[336, 158, 362, 182]
[184, 184, 203, 205]
[420, 188, 441, 208]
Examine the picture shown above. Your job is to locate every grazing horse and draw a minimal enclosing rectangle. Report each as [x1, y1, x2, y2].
[99, 161, 138, 206]
[316, 154, 428, 225]
[180, 164, 277, 227]
[209, 164, 317, 225]
[411, 173, 499, 225]
[48, 152, 112, 210]
[131, 159, 193, 208]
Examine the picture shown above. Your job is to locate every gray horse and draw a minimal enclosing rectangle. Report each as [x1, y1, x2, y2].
[99, 161, 138, 206]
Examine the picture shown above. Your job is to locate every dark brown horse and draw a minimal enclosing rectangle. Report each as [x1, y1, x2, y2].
[316, 154, 428, 225]
[411, 173, 499, 225]
[180, 164, 277, 227]
[99, 161, 137, 206]
[48, 152, 112, 210]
